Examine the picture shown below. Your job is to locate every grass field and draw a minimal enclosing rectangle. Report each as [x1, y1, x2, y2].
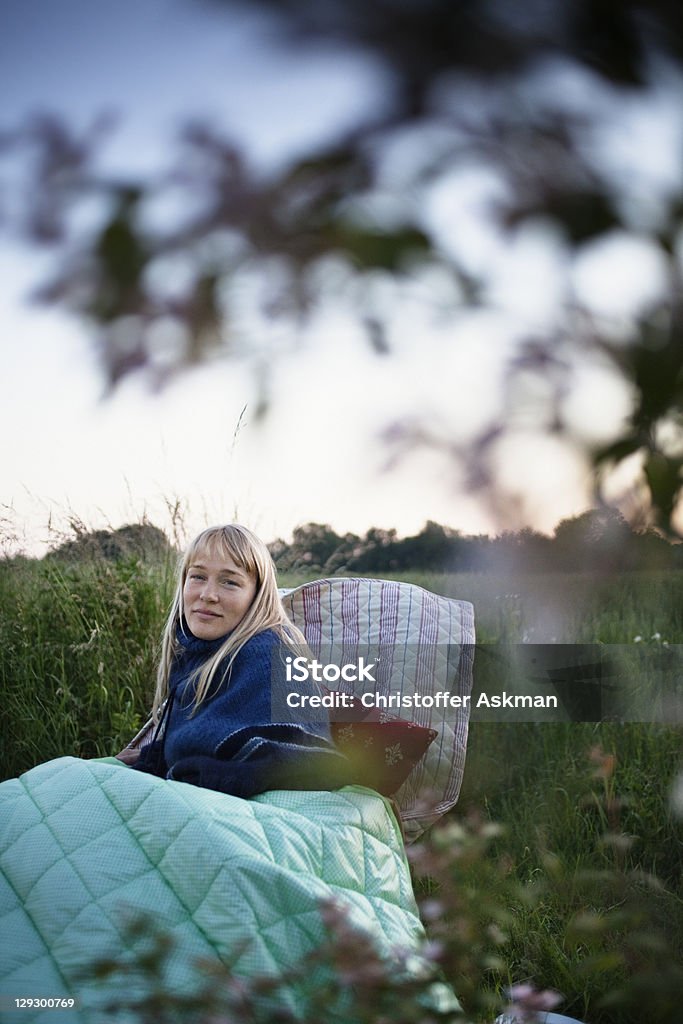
[1, 554, 682, 1022]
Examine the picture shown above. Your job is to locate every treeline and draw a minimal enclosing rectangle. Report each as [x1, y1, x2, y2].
[269, 510, 683, 575]
[34, 509, 682, 575]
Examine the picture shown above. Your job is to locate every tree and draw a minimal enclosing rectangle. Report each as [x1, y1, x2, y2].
[279, 522, 346, 572]
[395, 521, 460, 571]
[2, 1, 683, 530]
[553, 508, 636, 571]
[45, 522, 173, 563]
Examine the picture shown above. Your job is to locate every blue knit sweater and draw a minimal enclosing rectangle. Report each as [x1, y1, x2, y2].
[133, 626, 356, 798]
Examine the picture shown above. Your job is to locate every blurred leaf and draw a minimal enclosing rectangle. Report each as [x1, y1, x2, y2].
[593, 435, 642, 466]
[334, 223, 430, 271]
[3, 0, 683, 530]
[90, 188, 148, 322]
[507, 189, 621, 244]
[644, 452, 683, 530]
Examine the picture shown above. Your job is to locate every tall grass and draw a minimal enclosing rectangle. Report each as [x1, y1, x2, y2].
[0, 554, 176, 776]
[455, 720, 683, 1021]
[392, 568, 683, 643]
[1, 554, 682, 1021]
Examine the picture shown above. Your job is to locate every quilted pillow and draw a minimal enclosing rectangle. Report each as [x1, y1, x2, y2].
[280, 577, 475, 842]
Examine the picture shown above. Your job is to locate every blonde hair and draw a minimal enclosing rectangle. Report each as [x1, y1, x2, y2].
[152, 524, 305, 719]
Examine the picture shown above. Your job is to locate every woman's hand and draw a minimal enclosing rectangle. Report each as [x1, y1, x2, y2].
[115, 747, 141, 765]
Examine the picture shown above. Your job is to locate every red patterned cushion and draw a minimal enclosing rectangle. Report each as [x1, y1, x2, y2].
[332, 716, 438, 796]
[326, 691, 438, 795]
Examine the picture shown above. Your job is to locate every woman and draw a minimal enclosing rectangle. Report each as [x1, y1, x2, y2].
[125, 523, 355, 798]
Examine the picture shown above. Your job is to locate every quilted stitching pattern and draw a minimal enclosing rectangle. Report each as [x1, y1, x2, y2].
[281, 578, 475, 842]
[0, 758, 424, 1022]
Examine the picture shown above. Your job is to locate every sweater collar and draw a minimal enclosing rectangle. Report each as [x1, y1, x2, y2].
[176, 619, 230, 656]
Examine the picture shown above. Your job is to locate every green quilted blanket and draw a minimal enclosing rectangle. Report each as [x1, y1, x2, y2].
[0, 757, 427, 1023]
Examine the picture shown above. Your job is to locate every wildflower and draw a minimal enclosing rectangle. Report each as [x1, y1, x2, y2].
[502, 982, 562, 1022]
[589, 746, 616, 779]
[421, 939, 445, 962]
[419, 899, 445, 922]
[671, 772, 683, 820]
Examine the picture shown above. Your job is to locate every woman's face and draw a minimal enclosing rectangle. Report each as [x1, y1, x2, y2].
[182, 549, 257, 640]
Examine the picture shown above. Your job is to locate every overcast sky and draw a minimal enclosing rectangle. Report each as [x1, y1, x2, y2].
[1, 0, 674, 556]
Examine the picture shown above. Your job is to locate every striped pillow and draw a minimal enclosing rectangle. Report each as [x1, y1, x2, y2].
[280, 577, 475, 842]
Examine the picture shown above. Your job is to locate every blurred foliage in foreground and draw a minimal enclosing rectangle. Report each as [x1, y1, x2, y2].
[2, 1, 683, 531]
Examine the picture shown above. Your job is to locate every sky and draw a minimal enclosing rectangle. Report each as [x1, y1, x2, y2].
[0, 0, 677, 556]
